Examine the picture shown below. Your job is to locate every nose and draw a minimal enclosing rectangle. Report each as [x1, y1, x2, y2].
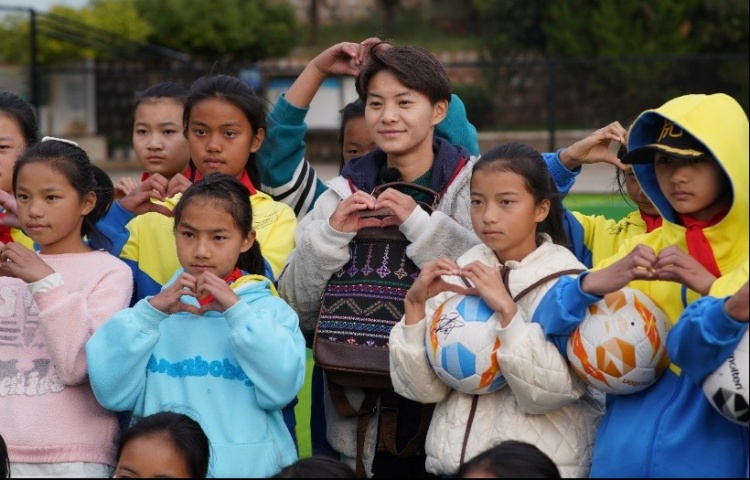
[206, 133, 221, 153]
[381, 102, 398, 123]
[481, 203, 497, 224]
[194, 237, 210, 259]
[146, 134, 162, 150]
[27, 198, 44, 218]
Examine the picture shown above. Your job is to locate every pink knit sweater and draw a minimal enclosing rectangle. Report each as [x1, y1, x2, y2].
[0, 250, 133, 466]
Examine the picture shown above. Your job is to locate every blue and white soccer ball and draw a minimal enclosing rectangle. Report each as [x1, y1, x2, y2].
[702, 329, 749, 426]
[425, 294, 507, 394]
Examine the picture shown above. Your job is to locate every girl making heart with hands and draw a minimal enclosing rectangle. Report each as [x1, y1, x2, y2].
[86, 174, 306, 478]
[0, 138, 133, 478]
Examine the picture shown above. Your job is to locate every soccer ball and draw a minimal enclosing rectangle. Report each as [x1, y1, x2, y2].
[425, 294, 507, 394]
[701, 329, 749, 426]
[567, 287, 671, 395]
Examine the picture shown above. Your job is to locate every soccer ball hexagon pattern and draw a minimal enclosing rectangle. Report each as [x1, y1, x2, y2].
[426, 294, 507, 395]
[702, 329, 749, 426]
[567, 287, 671, 395]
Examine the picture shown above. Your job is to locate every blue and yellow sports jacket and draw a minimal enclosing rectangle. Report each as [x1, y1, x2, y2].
[535, 93, 749, 477]
[96, 189, 297, 303]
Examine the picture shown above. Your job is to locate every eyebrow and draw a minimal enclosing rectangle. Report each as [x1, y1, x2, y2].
[135, 121, 180, 127]
[189, 120, 241, 128]
[176, 221, 230, 234]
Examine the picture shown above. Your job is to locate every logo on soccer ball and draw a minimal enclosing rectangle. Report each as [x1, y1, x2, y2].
[426, 294, 506, 394]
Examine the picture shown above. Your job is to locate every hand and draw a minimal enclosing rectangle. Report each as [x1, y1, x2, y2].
[311, 41, 368, 78]
[119, 173, 172, 217]
[114, 177, 140, 201]
[166, 173, 193, 198]
[559, 121, 628, 170]
[653, 245, 717, 295]
[724, 282, 749, 322]
[581, 244, 658, 296]
[373, 187, 419, 228]
[328, 191, 381, 233]
[196, 271, 240, 313]
[460, 261, 517, 326]
[148, 272, 201, 315]
[404, 257, 473, 324]
[0, 242, 56, 283]
[0, 190, 21, 228]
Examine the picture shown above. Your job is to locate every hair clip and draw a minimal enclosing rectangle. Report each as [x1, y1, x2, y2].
[41, 136, 79, 147]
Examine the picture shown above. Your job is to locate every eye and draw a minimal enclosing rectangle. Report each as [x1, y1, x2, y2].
[163, 129, 177, 136]
[16, 193, 29, 201]
[399, 99, 412, 107]
[224, 131, 237, 138]
[470, 198, 482, 206]
[191, 128, 206, 136]
[46, 195, 60, 201]
[346, 149, 359, 156]
[214, 235, 228, 241]
[367, 100, 382, 108]
[134, 128, 147, 136]
[179, 230, 194, 239]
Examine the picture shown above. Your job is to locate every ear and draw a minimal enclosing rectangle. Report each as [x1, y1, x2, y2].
[249, 127, 265, 154]
[534, 198, 550, 224]
[240, 228, 257, 253]
[430, 99, 448, 127]
[81, 191, 96, 216]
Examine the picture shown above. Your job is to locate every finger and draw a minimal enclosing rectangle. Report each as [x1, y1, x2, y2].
[149, 204, 174, 217]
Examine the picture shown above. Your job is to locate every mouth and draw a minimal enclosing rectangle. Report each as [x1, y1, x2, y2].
[146, 156, 165, 162]
[202, 158, 225, 169]
[671, 191, 691, 200]
[24, 224, 47, 232]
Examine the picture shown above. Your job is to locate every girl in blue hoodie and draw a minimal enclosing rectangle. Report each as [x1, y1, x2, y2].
[86, 174, 307, 478]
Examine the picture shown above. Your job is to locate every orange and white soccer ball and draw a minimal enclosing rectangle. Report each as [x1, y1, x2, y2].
[567, 287, 671, 395]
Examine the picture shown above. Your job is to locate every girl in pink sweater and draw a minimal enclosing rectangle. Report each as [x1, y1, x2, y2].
[0, 137, 133, 478]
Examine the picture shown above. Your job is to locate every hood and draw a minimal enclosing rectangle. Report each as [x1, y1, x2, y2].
[340, 137, 470, 194]
[626, 93, 748, 229]
[163, 269, 278, 309]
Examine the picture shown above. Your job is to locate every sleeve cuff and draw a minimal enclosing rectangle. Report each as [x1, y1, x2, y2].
[400, 206, 431, 242]
[401, 319, 428, 346]
[272, 93, 310, 124]
[27, 272, 64, 295]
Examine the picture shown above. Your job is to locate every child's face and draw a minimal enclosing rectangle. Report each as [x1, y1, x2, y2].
[623, 166, 659, 217]
[0, 113, 26, 194]
[654, 153, 729, 222]
[14, 162, 94, 254]
[113, 433, 192, 478]
[364, 71, 446, 160]
[175, 198, 254, 279]
[342, 116, 376, 164]
[186, 98, 264, 181]
[470, 169, 549, 263]
[132, 99, 190, 179]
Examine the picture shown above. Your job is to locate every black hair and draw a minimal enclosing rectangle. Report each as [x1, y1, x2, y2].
[134, 81, 189, 109]
[457, 440, 561, 478]
[0, 91, 39, 146]
[183, 75, 267, 187]
[0, 431, 9, 479]
[473, 142, 568, 246]
[355, 43, 452, 105]
[115, 411, 210, 478]
[172, 173, 264, 275]
[337, 99, 366, 172]
[272, 456, 356, 478]
[12, 139, 114, 249]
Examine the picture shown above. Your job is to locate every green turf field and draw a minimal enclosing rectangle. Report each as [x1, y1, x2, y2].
[292, 192, 633, 458]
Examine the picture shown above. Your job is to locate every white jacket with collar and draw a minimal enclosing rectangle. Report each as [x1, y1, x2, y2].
[389, 235, 604, 477]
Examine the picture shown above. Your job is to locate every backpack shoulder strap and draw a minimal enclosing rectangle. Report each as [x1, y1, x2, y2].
[512, 268, 585, 303]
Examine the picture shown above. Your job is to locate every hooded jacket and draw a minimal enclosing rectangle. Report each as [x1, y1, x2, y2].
[85, 272, 307, 478]
[534, 93, 749, 477]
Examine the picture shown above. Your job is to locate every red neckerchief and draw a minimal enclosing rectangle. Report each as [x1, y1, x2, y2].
[141, 165, 194, 182]
[677, 206, 729, 278]
[0, 212, 14, 244]
[192, 170, 256, 195]
[198, 267, 244, 306]
[640, 211, 663, 233]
